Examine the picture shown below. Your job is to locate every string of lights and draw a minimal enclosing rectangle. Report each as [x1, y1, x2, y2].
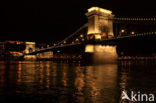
[102, 32, 156, 41]
[113, 18, 156, 21]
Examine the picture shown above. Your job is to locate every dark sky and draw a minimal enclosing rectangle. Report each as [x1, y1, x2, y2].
[0, 0, 155, 43]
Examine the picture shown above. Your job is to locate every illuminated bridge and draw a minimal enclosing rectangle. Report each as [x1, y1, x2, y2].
[23, 7, 156, 61]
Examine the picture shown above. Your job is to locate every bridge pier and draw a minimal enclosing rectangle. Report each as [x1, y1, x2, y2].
[24, 55, 37, 60]
[37, 51, 53, 60]
[85, 45, 118, 63]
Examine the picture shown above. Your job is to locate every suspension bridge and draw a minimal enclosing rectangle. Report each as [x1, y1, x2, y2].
[23, 7, 156, 61]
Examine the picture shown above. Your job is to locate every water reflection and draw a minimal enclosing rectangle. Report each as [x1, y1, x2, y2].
[119, 61, 156, 103]
[0, 61, 156, 103]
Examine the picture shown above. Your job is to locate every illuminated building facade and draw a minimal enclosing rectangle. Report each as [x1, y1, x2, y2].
[0, 41, 37, 60]
[0, 41, 25, 58]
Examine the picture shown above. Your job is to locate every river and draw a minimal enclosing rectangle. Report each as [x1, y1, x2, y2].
[0, 61, 156, 103]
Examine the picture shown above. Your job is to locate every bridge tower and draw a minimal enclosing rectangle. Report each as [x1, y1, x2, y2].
[85, 7, 117, 63]
[85, 7, 114, 40]
[24, 42, 36, 53]
[24, 42, 36, 60]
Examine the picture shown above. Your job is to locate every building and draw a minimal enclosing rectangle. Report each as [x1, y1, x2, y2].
[0, 41, 36, 60]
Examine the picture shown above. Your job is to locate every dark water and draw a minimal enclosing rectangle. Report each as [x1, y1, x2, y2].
[0, 61, 156, 103]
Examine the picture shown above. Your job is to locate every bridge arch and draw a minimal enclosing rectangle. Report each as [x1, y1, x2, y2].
[24, 42, 36, 54]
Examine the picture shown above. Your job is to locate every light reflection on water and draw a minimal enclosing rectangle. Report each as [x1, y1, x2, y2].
[0, 61, 156, 103]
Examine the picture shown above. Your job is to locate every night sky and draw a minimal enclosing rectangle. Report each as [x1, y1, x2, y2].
[0, 0, 155, 43]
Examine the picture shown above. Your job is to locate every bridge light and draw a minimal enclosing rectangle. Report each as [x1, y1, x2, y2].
[64, 41, 66, 44]
[95, 34, 101, 40]
[121, 29, 125, 33]
[75, 38, 79, 41]
[80, 34, 83, 38]
[131, 31, 135, 35]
